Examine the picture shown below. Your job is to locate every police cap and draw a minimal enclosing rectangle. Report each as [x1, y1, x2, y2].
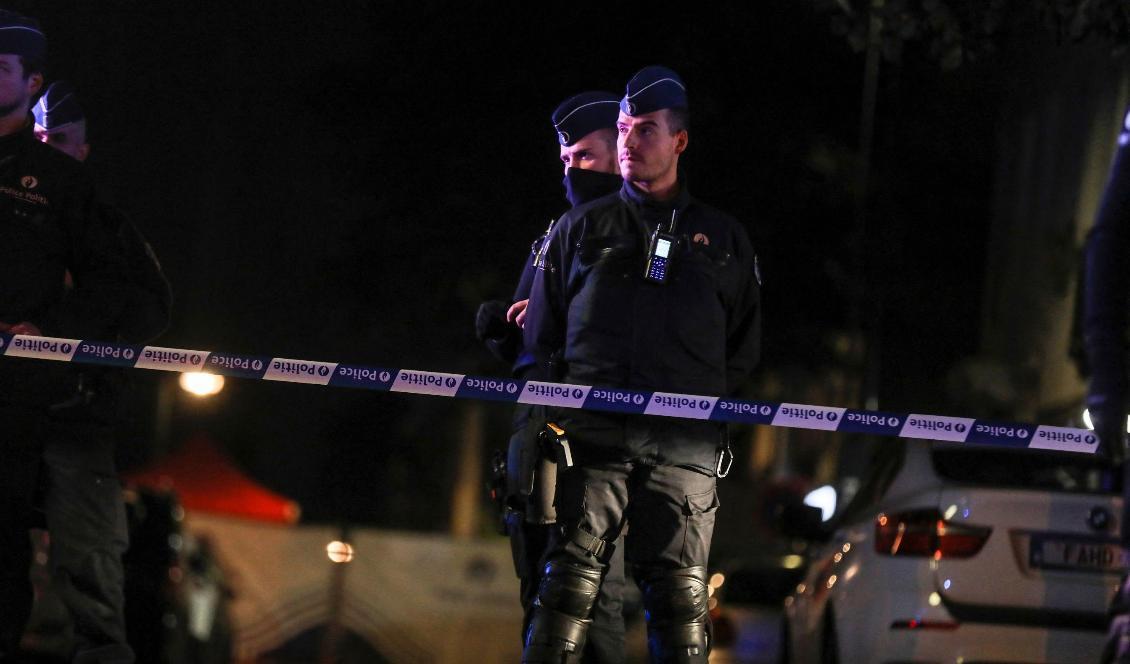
[620, 65, 686, 117]
[552, 91, 619, 146]
[34, 81, 83, 131]
[0, 10, 45, 62]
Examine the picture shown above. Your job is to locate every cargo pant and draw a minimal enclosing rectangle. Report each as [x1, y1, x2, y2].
[41, 415, 133, 664]
[507, 404, 627, 662]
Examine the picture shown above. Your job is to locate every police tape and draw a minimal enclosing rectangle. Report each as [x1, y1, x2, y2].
[0, 333, 1099, 454]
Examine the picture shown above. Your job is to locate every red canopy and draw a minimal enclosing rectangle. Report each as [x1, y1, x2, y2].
[123, 435, 301, 524]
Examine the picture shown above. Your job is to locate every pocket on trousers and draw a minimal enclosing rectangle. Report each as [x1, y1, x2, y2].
[683, 488, 720, 516]
[681, 488, 720, 566]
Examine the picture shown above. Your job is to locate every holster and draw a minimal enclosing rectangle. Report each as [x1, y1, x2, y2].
[487, 448, 508, 535]
[533, 422, 575, 525]
[539, 422, 574, 468]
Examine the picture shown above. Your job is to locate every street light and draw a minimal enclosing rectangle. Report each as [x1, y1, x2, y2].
[178, 372, 224, 397]
[326, 541, 354, 563]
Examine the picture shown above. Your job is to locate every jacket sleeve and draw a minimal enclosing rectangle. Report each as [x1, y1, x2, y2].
[521, 214, 574, 381]
[39, 176, 133, 340]
[725, 224, 762, 394]
[1084, 115, 1130, 425]
[109, 204, 174, 343]
[512, 243, 539, 303]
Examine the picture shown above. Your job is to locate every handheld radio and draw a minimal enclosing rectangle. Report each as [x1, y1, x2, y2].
[644, 210, 679, 284]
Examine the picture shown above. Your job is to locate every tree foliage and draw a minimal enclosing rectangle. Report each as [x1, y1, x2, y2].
[816, 0, 1130, 69]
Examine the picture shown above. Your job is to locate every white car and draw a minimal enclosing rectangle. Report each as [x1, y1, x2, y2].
[782, 437, 1124, 663]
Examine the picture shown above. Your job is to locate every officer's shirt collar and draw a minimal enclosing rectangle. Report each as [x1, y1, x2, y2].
[620, 171, 690, 216]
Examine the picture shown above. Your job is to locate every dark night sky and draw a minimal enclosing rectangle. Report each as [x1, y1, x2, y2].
[9, 2, 1011, 525]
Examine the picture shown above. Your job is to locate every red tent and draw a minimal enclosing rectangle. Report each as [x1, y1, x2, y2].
[123, 435, 301, 524]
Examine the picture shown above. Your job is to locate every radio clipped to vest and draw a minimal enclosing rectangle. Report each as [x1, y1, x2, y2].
[644, 210, 680, 284]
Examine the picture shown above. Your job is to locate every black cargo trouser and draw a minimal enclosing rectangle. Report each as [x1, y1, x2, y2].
[552, 461, 718, 572]
[545, 408, 721, 570]
[507, 406, 628, 662]
[521, 408, 722, 662]
[522, 459, 717, 663]
[0, 405, 43, 660]
[42, 415, 134, 664]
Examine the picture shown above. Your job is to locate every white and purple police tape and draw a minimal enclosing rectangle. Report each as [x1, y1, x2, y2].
[0, 333, 1098, 454]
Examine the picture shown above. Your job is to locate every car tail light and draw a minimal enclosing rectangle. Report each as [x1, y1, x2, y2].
[875, 509, 991, 558]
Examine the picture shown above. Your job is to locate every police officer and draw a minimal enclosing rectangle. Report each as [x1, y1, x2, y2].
[29, 80, 170, 664]
[521, 66, 761, 662]
[33, 80, 171, 342]
[33, 81, 89, 161]
[478, 91, 625, 351]
[0, 13, 139, 662]
[1084, 104, 1130, 664]
[477, 91, 628, 661]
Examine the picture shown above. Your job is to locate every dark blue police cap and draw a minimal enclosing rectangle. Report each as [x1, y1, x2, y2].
[552, 91, 619, 146]
[0, 10, 45, 62]
[620, 65, 687, 117]
[34, 81, 83, 130]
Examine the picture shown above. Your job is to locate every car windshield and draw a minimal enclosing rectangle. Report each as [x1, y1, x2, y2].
[931, 446, 1121, 495]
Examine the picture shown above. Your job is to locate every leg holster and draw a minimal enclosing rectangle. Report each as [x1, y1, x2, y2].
[637, 565, 711, 663]
[523, 560, 603, 663]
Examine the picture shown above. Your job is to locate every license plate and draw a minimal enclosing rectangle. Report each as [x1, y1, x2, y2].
[1029, 533, 1130, 574]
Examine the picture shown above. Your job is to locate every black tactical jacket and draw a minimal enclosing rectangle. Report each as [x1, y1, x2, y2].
[0, 122, 132, 405]
[524, 179, 761, 398]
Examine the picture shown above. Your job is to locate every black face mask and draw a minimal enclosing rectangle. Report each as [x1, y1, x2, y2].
[562, 168, 623, 208]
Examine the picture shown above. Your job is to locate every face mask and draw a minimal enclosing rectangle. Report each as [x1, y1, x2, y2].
[562, 168, 622, 207]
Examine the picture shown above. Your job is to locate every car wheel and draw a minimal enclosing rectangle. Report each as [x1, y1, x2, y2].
[820, 607, 839, 664]
[778, 616, 791, 664]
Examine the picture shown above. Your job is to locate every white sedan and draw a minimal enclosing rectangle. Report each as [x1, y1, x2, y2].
[782, 437, 1124, 663]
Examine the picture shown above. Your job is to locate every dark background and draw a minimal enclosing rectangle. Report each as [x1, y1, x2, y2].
[6, 2, 1039, 527]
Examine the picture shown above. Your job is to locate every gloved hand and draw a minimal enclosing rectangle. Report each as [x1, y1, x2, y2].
[475, 300, 511, 342]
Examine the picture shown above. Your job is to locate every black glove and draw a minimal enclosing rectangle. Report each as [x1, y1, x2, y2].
[475, 300, 511, 342]
[476, 300, 522, 364]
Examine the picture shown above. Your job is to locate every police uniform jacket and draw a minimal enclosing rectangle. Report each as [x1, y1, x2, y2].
[505, 170, 624, 376]
[1085, 109, 1130, 415]
[0, 122, 132, 405]
[522, 179, 761, 467]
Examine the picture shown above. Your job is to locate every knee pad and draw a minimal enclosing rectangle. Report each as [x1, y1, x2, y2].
[637, 565, 710, 662]
[538, 560, 603, 615]
[523, 561, 603, 663]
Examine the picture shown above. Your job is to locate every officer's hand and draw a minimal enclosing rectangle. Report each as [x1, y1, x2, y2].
[475, 300, 511, 341]
[507, 299, 530, 329]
